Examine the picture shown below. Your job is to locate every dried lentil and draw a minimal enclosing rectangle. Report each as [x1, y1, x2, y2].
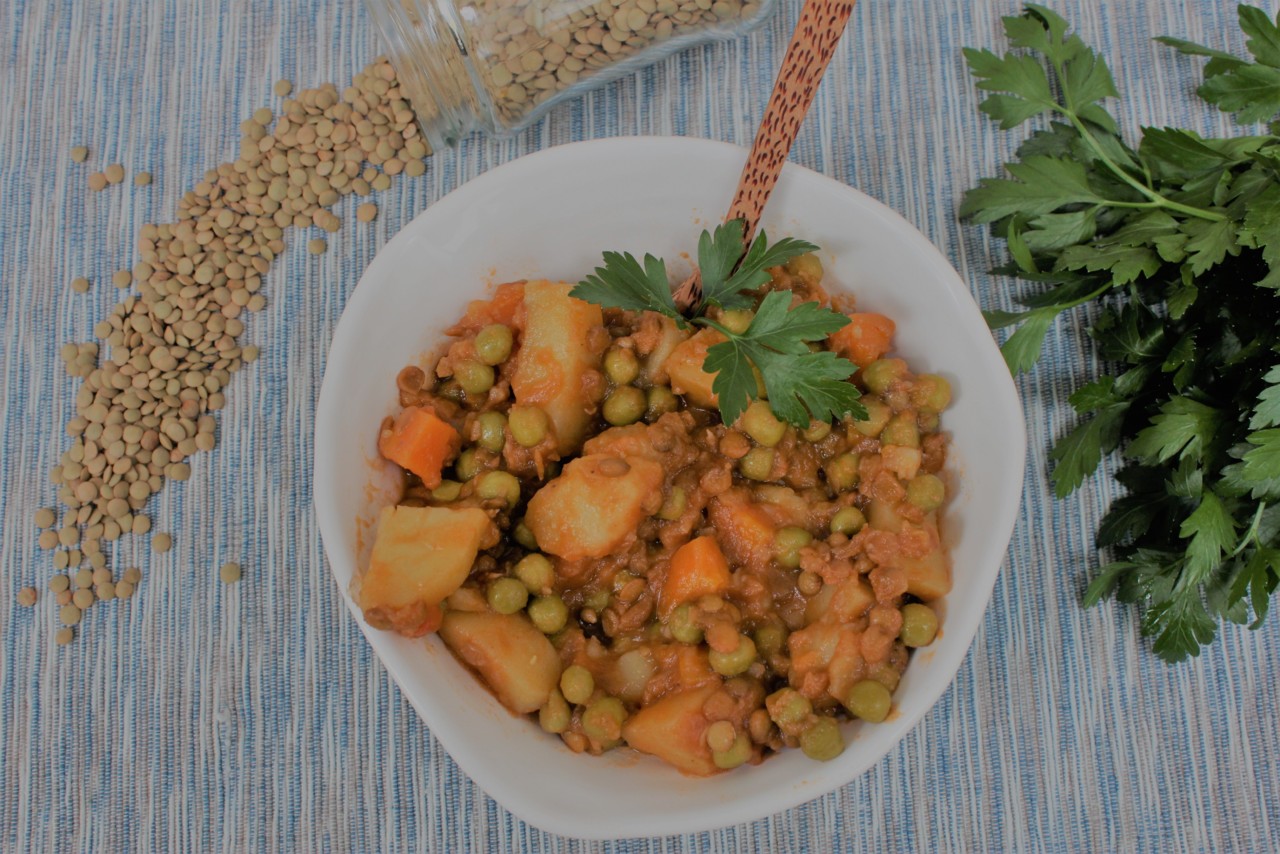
[308, 238, 327, 255]
[39, 60, 423, 643]
[71, 146, 89, 163]
[55, 628, 74, 645]
[71, 277, 91, 294]
[219, 562, 242, 584]
[17, 587, 38, 607]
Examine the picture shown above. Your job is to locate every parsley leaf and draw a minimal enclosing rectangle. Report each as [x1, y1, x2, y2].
[572, 251, 681, 322]
[703, 291, 864, 426]
[575, 227, 862, 428]
[966, 5, 1280, 661]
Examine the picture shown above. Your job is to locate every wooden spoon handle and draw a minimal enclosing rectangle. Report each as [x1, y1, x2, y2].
[727, 0, 858, 239]
[674, 0, 857, 310]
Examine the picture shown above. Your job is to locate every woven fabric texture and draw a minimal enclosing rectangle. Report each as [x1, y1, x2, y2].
[1, 0, 1276, 850]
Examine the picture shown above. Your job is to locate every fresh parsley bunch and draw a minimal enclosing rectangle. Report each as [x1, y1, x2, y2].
[571, 219, 867, 427]
[962, 4, 1280, 660]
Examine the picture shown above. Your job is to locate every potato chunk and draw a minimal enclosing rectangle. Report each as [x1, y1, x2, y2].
[512, 281, 606, 454]
[662, 328, 724, 409]
[525, 454, 664, 560]
[439, 611, 561, 714]
[902, 514, 951, 600]
[622, 684, 720, 776]
[359, 506, 495, 635]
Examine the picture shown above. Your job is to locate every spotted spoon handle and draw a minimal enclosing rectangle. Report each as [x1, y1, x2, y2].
[675, 0, 857, 311]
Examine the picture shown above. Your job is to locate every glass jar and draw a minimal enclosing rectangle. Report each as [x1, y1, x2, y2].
[364, 0, 775, 148]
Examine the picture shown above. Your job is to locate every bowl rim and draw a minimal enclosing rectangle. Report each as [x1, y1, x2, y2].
[314, 135, 1027, 839]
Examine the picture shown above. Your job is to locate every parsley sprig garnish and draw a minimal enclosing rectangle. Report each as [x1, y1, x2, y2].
[963, 4, 1280, 661]
[571, 219, 866, 427]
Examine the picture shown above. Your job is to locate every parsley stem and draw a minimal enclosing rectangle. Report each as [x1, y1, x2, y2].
[1061, 111, 1226, 222]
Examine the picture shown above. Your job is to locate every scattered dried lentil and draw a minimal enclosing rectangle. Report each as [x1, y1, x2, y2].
[36, 59, 423, 643]
[72, 588, 94, 610]
[17, 587, 38, 607]
[356, 202, 378, 223]
[219, 562, 242, 584]
[55, 628, 74, 645]
[59, 605, 81, 626]
[308, 238, 327, 255]
[71, 146, 89, 163]
[71, 277, 91, 294]
[134, 172, 152, 187]
[49, 575, 69, 594]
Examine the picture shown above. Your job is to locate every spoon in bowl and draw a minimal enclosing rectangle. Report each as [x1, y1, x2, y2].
[673, 0, 859, 311]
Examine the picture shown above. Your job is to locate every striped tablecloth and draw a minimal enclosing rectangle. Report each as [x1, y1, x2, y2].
[1, 1, 1276, 850]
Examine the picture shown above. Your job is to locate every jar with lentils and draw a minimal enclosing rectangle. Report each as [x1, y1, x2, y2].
[364, 0, 775, 147]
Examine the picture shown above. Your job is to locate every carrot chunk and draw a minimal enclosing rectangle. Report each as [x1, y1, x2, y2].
[661, 535, 732, 614]
[378, 406, 461, 488]
[829, 312, 896, 367]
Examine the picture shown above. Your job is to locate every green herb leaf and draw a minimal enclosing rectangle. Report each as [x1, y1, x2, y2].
[1250, 364, 1280, 428]
[703, 291, 862, 427]
[1126, 397, 1221, 464]
[573, 251, 681, 321]
[960, 156, 1106, 222]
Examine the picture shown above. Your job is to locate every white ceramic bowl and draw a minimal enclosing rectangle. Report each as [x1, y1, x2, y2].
[315, 137, 1025, 839]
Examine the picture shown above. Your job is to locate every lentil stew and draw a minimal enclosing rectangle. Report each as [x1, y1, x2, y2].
[356, 252, 952, 774]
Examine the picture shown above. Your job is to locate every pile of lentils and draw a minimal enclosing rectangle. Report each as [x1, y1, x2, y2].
[428, 0, 761, 125]
[17, 59, 428, 645]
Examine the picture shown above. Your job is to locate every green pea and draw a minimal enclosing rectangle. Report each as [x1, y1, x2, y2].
[753, 623, 788, 657]
[907, 474, 945, 511]
[539, 689, 571, 734]
[800, 716, 845, 761]
[900, 602, 939, 648]
[785, 253, 823, 285]
[774, 526, 812, 568]
[603, 386, 646, 426]
[581, 696, 627, 746]
[825, 453, 860, 492]
[881, 412, 920, 448]
[739, 447, 775, 481]
[712, 732, 752, 770]
[476, 470, 521, 506]
[583, 588, 610, 611]
[515, 553, 555, 594]
[603, 347, 640, 385]
[508, 405, 548, 447]
[453, 359, 494, 396]
[645, 386, 678, 421]
[657, 487, 686, 521]
[740, 400, 787, 447]
[560, 665, 595, 705]
[476, 411, 507, 452]
[719, 309, 754, 335]
[513, 520, 538, 550]
[454, 448, 481, 481]
[915, 374, 952, 413]
[668, 603, 703, 644]
[802, 420, 832, 443]
[851, 399, 892, 437]
[708, 635, 756, 677]
[431, 480, 461, 502]
[861, 358, 907, 395]
[845, 679, 892, 722]
[830, 506, 866, 535]
[767, 688, 812, 728]
[487, 577, 529, 615]
[528, 594, 569, 634]
[474, 324, 514, 366]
